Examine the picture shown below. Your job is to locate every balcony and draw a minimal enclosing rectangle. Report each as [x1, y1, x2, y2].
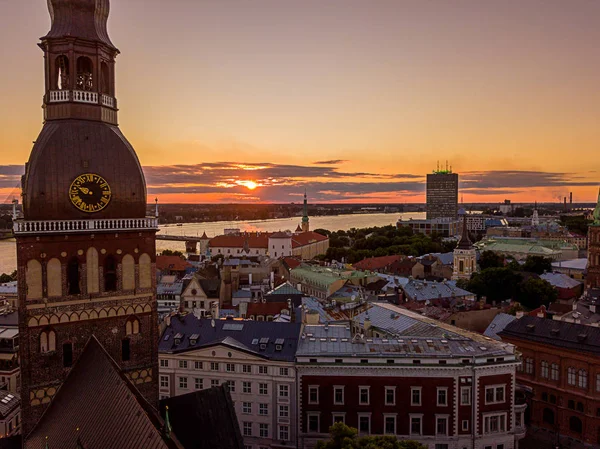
[47, 90, 116, 108]
[14, 217, 158, 235]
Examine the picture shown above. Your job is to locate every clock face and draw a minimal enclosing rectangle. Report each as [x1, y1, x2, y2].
[69, 173, 112, 213]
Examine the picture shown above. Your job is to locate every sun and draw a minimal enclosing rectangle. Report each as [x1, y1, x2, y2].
[236, 180, 258, 190]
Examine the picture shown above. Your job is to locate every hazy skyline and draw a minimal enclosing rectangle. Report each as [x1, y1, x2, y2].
[1, 0, 599, 204]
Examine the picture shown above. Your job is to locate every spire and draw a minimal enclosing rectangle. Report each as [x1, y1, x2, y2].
[45, 436, 49, 449]
[456, 209, 472, 249]
[163, 405, 173, 440]
[593, 187, 600, 226]
[302, 189, 310, 231]
[155, 198, 159, 218]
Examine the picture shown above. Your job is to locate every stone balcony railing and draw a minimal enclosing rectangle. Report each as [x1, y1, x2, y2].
[47, 90, 117, 108]
[14, 217, 158, 235]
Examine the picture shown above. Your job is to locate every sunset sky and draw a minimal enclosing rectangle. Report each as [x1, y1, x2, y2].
[1, 0, 599, 204]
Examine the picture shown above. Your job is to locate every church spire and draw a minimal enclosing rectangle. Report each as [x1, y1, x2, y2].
[301, 189, 310, 232]
[456, 209, 472, 250]
[593, 187, 600, 226]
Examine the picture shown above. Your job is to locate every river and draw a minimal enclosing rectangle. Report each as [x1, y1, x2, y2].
[0, 212, 425, 274]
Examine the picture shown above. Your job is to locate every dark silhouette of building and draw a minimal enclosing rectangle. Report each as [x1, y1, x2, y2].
[426, 170, 459, 220]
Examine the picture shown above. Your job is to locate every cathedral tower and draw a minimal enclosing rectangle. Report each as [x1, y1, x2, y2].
[17, 0, 158, 435]
[587, 189, 600, 291]
[452, 209, 477, 281]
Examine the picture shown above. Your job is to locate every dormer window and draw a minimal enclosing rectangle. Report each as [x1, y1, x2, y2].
[174, 333, 184, 346]
[189, 334, 199, 346]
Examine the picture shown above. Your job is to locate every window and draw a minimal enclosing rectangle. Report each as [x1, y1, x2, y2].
[551, 363, 559, 381]
[211, 379, 220, 388]
[411, 387, 421, 406]
[578, 369, 588, 389]
[194, 361, 202, 370]
[334, 386, 344, 405]
[568, 399, 575, 410]
[309, 386, 319, 404]
[259, 383, 268, 395]
[462, 420, 469, 431]
[437, 388, 448, 406]
[242, 364, 252, 374]
[179, 360, 188, 369]
[483, 414, 506, 434]
[160, 375, 169, 388]
[278, 425, 289, 441]
[542, 392, 548, 402]
[259, 423, 269, 438]
[550, 394, 557, 404]
[385, 387, 396, 405]
[243, 382, 252, 394]
[195, 378, 203, 390]
[278, 405, 288, 418]
[243, 422, 252, 437]
[63, 342, 73, 368]
[410, 415, 422, 435]
[179, 377, 188, 389]
[307, 414, 319, 433]
[227, 380, 235, 393]
[436, 416, 448, 436]
[121, 339, 130, 362]
[577, 402, 584, 413]
[259, 365, 268, 375]
[280, 367, 289, 376]
[160, 359, 169, 368]
[40, 329, 56, 354]
[384, 415, 396, 434]
[541, 360, 549, 378]
[210, 362, 219, 371]
[569, 416, 583, 434]
[461, 386, 471, 405]
[485, 385, 505, 404]
[226, 363, 235, 372]
[242, 402, 252, 414]
[332, 413, 345, 423]
[104, 255, 118, 292]
[67, 257, 81, 295]
[279, 384, 289, 398]
[358, 415, 370, 433]
[359, 387, 370, 405]
[525, 358, 534, 374]
[568, 367, 576, 385]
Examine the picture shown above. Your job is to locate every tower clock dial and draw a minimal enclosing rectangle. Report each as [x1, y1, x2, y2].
[69, 173, 111, 213]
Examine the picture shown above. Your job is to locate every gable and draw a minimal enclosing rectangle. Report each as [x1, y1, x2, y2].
[182, 277, 208, 299]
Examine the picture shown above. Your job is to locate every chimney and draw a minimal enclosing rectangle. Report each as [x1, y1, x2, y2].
[211, 300, 220, 319]
[239, 301, 248, 318]
[570, 192, 573, 205]
[249, 272, 253, 285]
[305, 310, 320, 325]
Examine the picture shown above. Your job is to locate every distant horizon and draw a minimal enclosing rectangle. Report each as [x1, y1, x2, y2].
[1, 0, 599, 204]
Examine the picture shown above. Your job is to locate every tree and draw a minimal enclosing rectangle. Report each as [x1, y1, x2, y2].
[516, 278, 558, 309]
[521, 256, 552, 275]
[0, 273, 13, 283]
[160, 249, 185, 258]
[316, 423, 426, 449]
[479, 250, 504, 270]
[314, 228, 331, 237]
[466, 267, 523, 303]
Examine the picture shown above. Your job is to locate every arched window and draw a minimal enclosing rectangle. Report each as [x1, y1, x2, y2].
[67, 257, 81, 295]
[104, 255, 118, 292]
[76, 56, 94, 91]
[541, 360, 549, 378]
[26, 259, 43, 300]
[86, 247, 99, 294]
[578, 369, 588, 389]
[122, 254, 135, 291]
[125, 317, 140, 336]
[568, 367, 576, 385]
[47, 258, 62, 297]
[569, 416, 583, 434]
[100, 61, 110, 94]
[543, 408, 555, 425]
[139, 253, 152, 289]
[55, 55, 70, 90]
[40, 329, 56, 353]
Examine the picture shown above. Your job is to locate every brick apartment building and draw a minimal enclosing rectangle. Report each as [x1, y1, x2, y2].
[297, 305, 526, 449]
[500, 316, 600, 446]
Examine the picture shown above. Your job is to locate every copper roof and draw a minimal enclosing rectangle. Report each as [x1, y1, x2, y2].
[25, 336, 179, 449]
[44, 0, 117, 50]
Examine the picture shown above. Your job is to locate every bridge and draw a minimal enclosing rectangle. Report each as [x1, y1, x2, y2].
[156, 234, 208, 253]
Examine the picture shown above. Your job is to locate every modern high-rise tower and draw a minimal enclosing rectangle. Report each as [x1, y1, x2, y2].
[587, 189, 600, 291]
[16, 0, 159, 435]
[426, 167, 459, 220]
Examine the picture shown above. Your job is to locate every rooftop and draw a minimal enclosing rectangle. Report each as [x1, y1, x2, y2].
[0, 391, 19, 419]
[500, 316, 600, 355]
[551, 258, 588, 271]
[483, 313, 517, 341]
[291, 264, 375, 288]
[402, 279, 474, 302]
[159, 315, 301, 362]
[540, 272, 583, 289]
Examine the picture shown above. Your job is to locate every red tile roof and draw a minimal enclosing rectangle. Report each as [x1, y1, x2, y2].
[353, 255, 403, 271]
[283, 257, 302, 270]
[25, 337, 179, 449]
[246, 302, 289, 316]
[292, 231, 328, 248]
[156, 255, 191, 272]
[209, 233, 269, 249]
